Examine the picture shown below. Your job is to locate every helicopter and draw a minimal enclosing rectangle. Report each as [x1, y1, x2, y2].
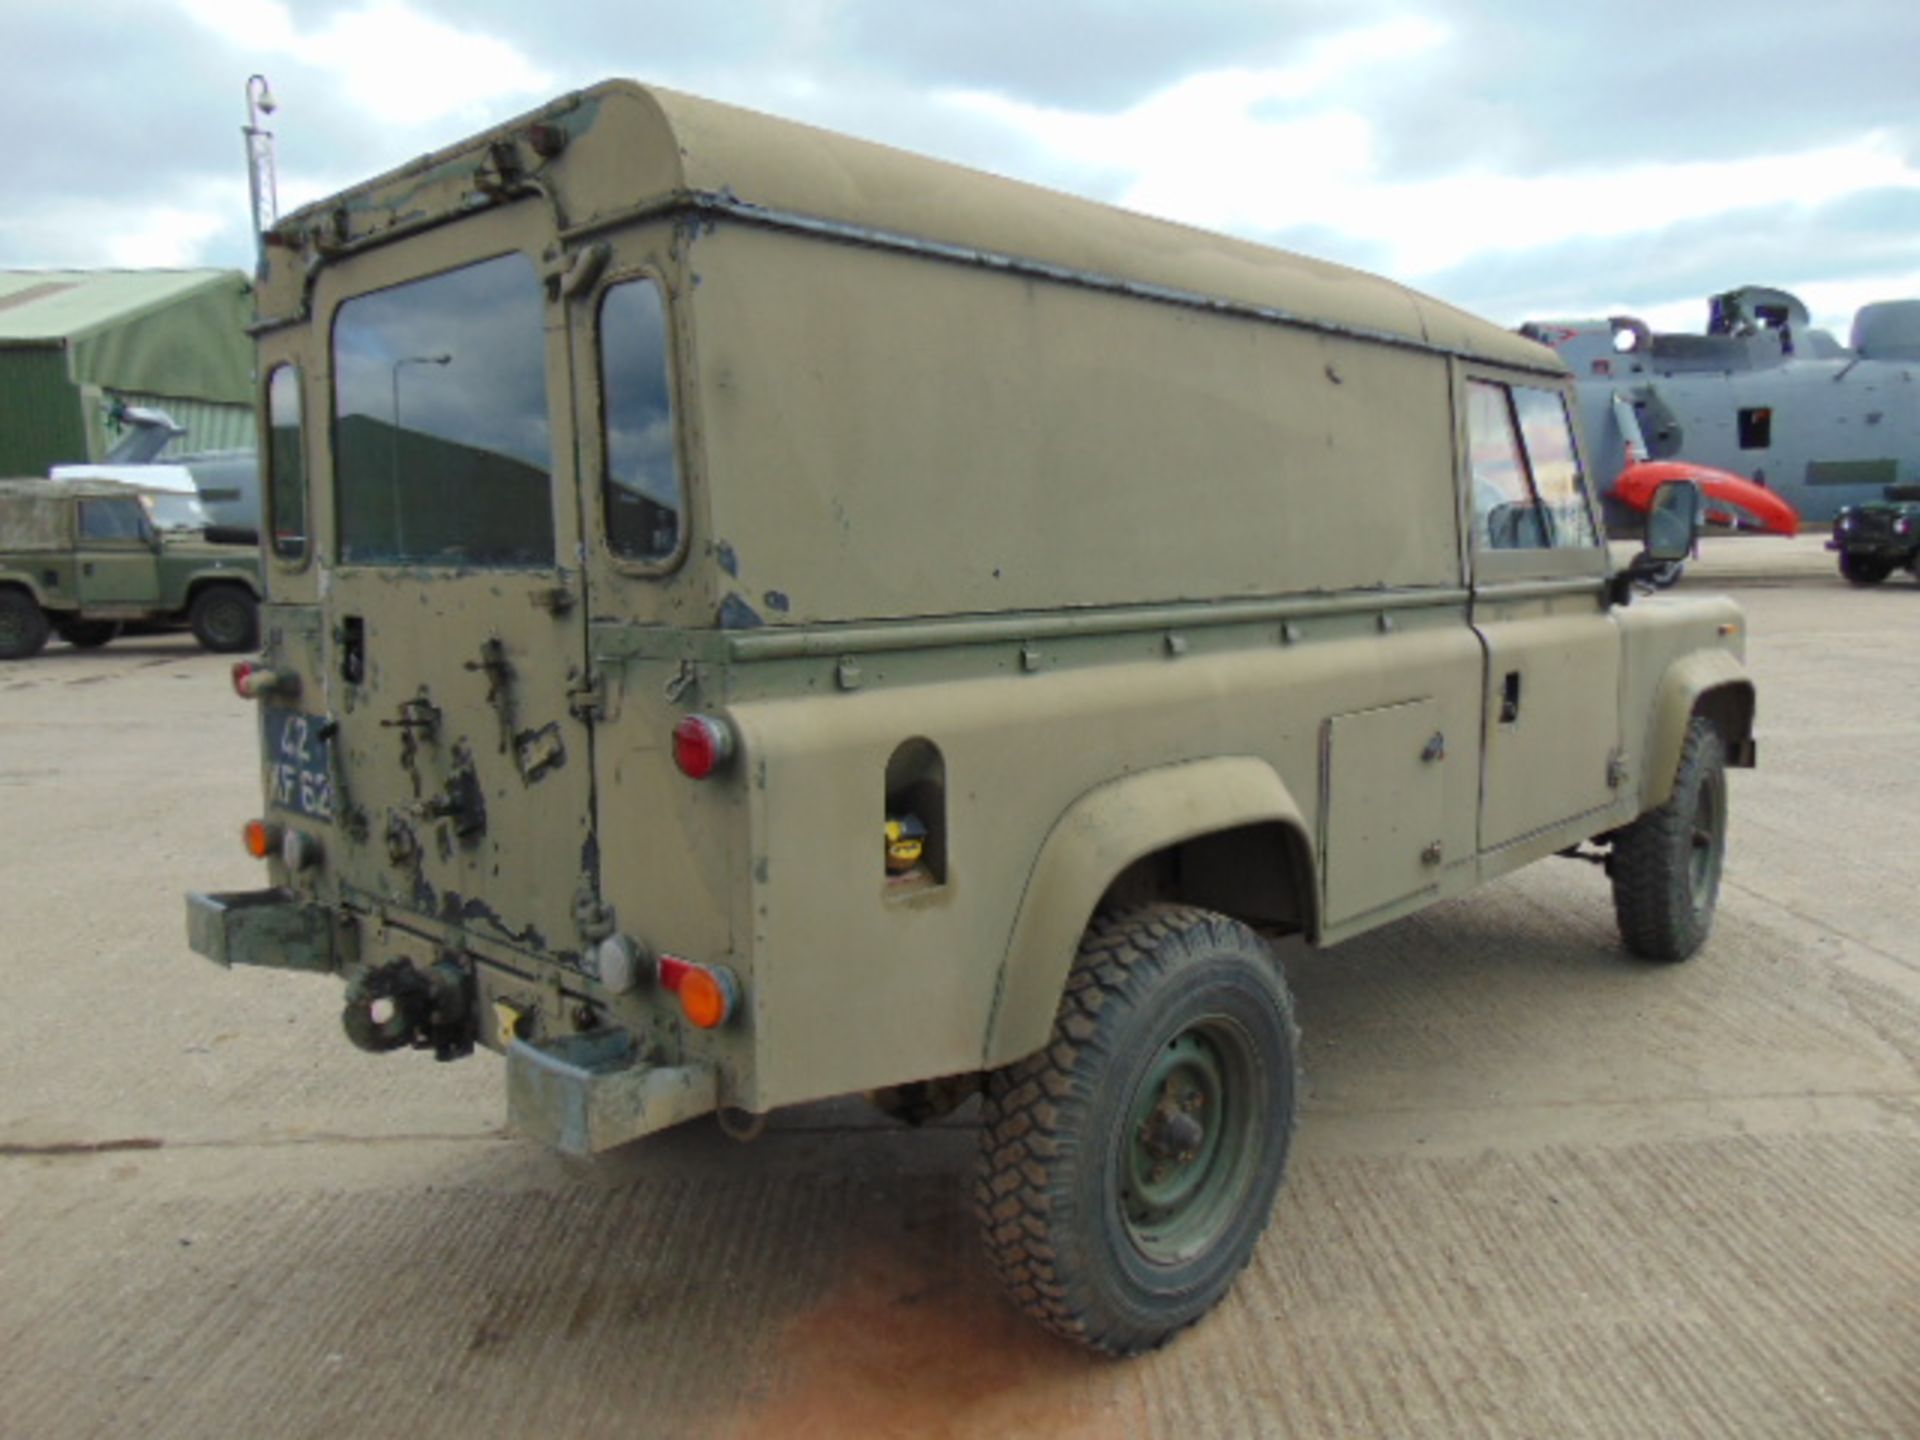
[1521, 285, 1920, 531]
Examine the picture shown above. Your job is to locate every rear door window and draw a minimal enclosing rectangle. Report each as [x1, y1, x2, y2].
[598, 279, 683, 563]
[331, 252, 554, 567]
[266, 364, 307, 561]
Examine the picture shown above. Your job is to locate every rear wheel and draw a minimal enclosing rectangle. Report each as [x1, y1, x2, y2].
[56, 619, 118, 649]
[974, 905, 1299, 1355]
[188, 585, 258, 653]
[0, 589, 50, 660]
[1611, 717, 1727, 962]
[1839, 552, 1892, 586]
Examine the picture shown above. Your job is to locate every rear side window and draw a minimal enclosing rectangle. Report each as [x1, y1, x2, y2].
[266, 364, 306, 560]
[331, 252, 554, 568]
[598, 279, 682, 562]
[1468, 380, 1598, 550]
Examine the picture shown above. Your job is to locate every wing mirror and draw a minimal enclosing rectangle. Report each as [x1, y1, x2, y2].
[1610, 480, 1702, 604]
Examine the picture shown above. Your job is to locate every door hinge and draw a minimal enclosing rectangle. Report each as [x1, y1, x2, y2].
[1606, 750, 1628, 790]
[567, 669, 607, 722]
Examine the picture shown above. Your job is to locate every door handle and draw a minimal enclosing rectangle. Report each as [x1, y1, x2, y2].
[1499, 670, 1522, 723]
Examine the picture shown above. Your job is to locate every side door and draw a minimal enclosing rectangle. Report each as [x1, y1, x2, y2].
[1463, 373, 1623, 852]
[74, 496, 161, 607]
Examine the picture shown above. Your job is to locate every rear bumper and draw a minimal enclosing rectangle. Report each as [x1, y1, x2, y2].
[188, 888, 716, 1153]
[185, 888, 337, 972]
[506, 1030, 717, 1155]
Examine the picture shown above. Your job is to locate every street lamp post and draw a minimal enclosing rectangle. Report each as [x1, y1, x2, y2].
[243, 75, 279, 277]
[390, 354, 452, 558]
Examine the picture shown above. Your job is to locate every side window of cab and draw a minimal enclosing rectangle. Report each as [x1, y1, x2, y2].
[1467, 380, 1599, 551]
[79, 497, 151, 544]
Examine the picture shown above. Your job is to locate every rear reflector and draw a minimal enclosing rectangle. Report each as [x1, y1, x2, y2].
[672, 714, 736, 779]
[231, 662, 296, 700]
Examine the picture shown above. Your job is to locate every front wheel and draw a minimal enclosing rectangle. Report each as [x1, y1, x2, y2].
[188, 585, 258, 653]
[1839, 552, 1893, 586]
[974, 905, 1299, 1355]
[1611, 717, 1727, 961]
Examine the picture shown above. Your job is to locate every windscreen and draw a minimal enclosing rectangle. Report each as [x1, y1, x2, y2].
[331, 252, 555, 567]
[145, 493, 211, 531]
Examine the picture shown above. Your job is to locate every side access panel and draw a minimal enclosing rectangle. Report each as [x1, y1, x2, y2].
[1321, 699, 1445, 927]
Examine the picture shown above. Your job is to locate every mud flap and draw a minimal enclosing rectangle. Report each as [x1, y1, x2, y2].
[506, 1031, 717, 1155]
[185, 889, 336, 972]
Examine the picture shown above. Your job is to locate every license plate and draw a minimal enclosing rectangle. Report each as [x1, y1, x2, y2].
[264, 709, 335, 822]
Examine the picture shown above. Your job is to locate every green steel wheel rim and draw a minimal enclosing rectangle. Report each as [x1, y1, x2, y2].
[1117, 1016, 1263, 1264]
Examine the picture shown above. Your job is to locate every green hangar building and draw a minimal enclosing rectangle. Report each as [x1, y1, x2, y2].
[0, 269, 253, 475]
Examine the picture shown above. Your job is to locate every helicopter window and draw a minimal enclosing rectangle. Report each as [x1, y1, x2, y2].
[1738, 407, 1772, 450]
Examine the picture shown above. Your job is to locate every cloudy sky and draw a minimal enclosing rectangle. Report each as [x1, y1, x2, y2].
[6, 0, 1917, 336]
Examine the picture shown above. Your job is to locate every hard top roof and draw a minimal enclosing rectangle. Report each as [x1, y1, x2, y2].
[278, 80, 1558, 376]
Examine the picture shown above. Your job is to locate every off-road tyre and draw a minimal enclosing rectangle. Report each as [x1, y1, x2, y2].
[1611, 717, 1727, 962]
[1839, 552, 1893, 586]
[188, 584, 258, 653]
[973, 904, 1299, 1355]
[56, 619, 118, 649]
[0, 588, 50, 660]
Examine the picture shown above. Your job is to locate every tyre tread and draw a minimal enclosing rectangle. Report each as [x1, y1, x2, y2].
[972, 903, 1298, 1354]
[1612, 717, 1725, 962]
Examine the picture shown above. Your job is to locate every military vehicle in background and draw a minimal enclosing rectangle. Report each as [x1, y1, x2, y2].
[0, 478, 261, 657]
[183, 80, 1755, 1355]
[1829, 487, 1920, 585]
[1523, 286, 1920, 528]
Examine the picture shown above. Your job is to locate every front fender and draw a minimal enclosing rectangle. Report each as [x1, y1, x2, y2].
[982, 755, 1310, 1068]
[1640, 650, 1755, 810]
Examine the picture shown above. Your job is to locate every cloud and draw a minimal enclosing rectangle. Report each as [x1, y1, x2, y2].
[170, 0, 553, 127]
[1, 0, 1914, 336]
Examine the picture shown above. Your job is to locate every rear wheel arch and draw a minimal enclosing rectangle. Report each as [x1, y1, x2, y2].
[982, 757, 1316, 1069]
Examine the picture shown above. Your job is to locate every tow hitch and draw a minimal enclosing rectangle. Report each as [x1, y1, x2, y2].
[341, 958, 476, 1061]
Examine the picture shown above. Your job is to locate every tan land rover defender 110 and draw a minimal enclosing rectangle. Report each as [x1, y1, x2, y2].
[186, 81, 1754, 1355]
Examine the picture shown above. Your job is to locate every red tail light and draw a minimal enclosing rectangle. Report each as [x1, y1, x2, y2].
[672, 714, 735, 779]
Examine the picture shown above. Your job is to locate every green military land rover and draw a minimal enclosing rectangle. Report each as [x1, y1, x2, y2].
[185, 81, 1755, 1354]
[0, 478, 261, 658]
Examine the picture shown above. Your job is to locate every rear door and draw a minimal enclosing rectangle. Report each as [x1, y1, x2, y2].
[309, 207, 599, 962]
[1463, 374, 1623, 851]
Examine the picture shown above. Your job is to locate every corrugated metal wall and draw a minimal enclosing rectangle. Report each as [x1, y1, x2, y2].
[0, 346, 87, 474]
